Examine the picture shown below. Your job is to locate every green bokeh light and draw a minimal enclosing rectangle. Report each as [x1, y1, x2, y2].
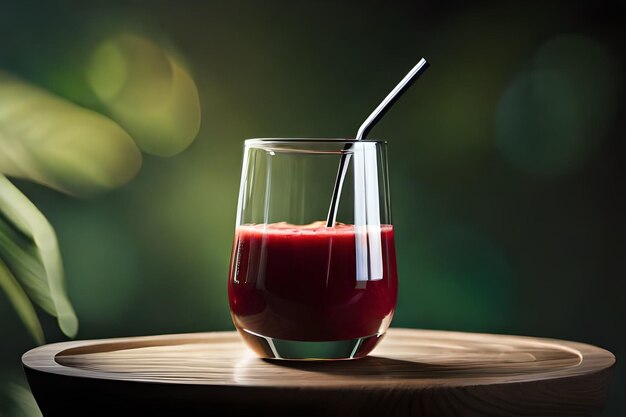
[87, 34, 201, 157]
[495, 34, 622, 177]
[496, 70, 586, 176]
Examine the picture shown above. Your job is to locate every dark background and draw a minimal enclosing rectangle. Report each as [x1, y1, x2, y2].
[0, 1, 624, 416]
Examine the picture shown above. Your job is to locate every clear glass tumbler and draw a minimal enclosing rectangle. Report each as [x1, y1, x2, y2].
[228, 139, 397, 360]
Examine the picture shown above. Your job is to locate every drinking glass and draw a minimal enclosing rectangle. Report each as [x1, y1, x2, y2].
[228, 139, 397, 360]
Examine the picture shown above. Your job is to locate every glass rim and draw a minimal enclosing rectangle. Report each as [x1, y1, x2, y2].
[245, 138, 388, 146]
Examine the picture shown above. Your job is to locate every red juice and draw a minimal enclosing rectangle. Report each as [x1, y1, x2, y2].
[228, 222, 398, 346]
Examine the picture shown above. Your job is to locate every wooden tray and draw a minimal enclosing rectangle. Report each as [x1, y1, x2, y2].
[22, 328, 615, 416]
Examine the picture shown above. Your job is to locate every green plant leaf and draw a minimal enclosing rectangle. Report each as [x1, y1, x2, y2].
[4, 383, 43, 417]
[0, 175, 78, 337]
[0, 258, 44, 344]
[0, 70, 142, 197]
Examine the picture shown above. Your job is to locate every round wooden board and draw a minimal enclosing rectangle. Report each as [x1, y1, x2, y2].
[23, 328, 615, 417]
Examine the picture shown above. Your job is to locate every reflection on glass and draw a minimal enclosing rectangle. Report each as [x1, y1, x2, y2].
[228, 139, 398, 360]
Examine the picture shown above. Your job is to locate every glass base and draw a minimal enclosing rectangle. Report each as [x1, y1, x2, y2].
[238, 329, 385, 360]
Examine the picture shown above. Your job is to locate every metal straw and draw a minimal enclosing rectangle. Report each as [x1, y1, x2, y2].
[325, 58, 430, 227]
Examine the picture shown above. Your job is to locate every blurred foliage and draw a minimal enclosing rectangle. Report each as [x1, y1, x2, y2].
[0, 1, 624, 416]
[0, 383, 42, 417]
[0, 71, 141, 196]
[0, 258, 43, 345]
[0, 3, 201, 350]
[0, 175, 76, 340]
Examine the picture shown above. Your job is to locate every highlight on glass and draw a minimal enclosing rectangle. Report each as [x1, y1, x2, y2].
[228, 139, 397, 360]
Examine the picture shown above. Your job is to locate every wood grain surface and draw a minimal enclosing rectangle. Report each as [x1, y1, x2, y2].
[22, 328, 615, 417]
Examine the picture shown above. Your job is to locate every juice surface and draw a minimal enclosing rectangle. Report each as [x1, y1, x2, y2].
[228, 222, 398, 341]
